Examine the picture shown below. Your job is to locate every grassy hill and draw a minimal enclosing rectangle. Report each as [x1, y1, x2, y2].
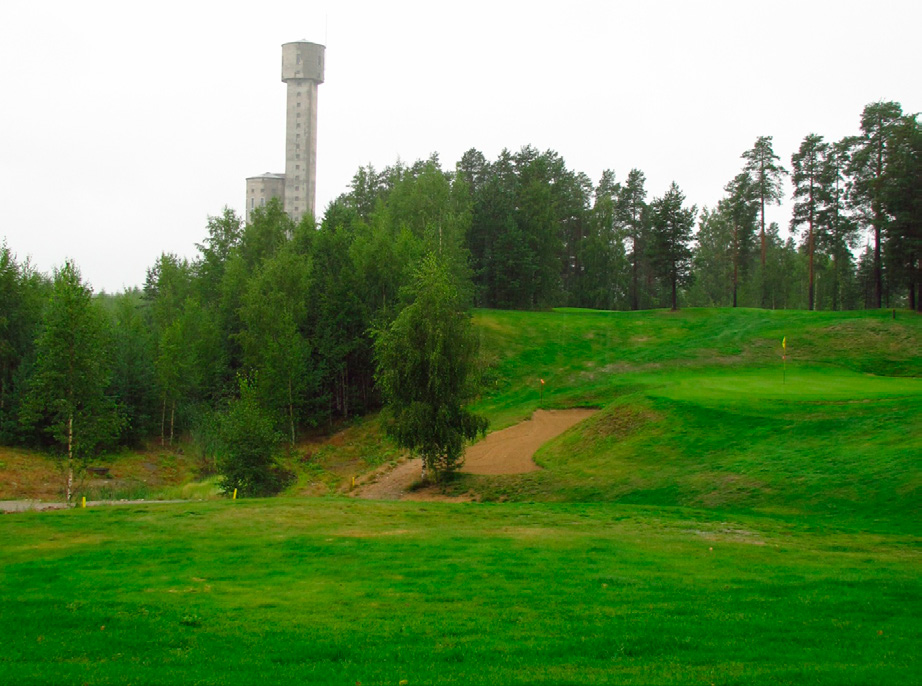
[460, 308, 921, 530]
[1, 307, 919, 684]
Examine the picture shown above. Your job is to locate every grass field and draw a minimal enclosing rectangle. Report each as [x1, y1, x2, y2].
[1, 307, 920, 684]
[2, 499, 918, 685]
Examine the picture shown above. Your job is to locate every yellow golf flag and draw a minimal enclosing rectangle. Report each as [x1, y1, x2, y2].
[782, 336, 786, 352]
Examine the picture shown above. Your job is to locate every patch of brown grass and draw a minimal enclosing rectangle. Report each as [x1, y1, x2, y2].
[581, 405, 656, 440]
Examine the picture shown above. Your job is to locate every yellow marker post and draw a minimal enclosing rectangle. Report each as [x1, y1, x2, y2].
[81, 496, 86, 509]
[232, 488, 237, 500]
[352, 476, 356, 489]
[782, 336, 787, 385]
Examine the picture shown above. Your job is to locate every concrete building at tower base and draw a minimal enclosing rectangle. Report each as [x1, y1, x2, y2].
[245, 41, 325, 224]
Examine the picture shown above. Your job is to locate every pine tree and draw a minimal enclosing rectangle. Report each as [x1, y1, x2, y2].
[741, 136, 788, 304]
[617, 169, 648, 310]
[791, 133, 831, 311]
[648, 183, 697, 311]
[847, 101, 904, 308]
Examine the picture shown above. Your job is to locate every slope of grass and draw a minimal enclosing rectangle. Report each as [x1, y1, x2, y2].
[1, 499, 918, 685]
[465, 308, 921, 529]
[472, 307, 921, 424]
[0, 445, 205, 503]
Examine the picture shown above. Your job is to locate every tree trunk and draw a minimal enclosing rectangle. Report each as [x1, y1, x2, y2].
[288, 376, 295, 446]
[631, 234, 639, 311]
[732, 224, 739, 308]
[874, 218, 882, 309]
[161, 396, 167, 447]
[66, 412, 73, 504]
[341, 365, 349, 419]
[808, 223, 815, 311]
[169, 400, 175, 447]
[671, 265, 678, 311]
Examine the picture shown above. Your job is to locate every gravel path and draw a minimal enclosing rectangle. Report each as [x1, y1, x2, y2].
[0, 499, 192, 513]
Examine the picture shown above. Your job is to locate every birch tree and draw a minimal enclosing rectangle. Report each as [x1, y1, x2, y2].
[21, 261, 122, 502]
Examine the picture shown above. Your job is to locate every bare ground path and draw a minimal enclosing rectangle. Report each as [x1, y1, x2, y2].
[0, 499, 192, 513]
[354, 408, 597, 501]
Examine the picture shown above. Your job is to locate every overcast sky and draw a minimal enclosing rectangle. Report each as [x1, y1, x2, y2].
[1, 0, 919, 293]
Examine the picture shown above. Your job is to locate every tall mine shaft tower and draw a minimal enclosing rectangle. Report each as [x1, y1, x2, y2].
[281, 41, 324, 222]
[246, 41, 325, 224]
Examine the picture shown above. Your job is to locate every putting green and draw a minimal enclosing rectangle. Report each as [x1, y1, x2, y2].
[640, 366, 922, 402]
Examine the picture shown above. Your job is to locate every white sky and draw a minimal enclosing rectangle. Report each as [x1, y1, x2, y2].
[1, 0, 919, 293]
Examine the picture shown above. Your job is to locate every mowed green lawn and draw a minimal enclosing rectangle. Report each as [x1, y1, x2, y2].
[1, 307, 920, 684]
[1, 499, 918, 685]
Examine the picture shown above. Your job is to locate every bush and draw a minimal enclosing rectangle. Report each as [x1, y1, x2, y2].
[216, 377, 294, 497]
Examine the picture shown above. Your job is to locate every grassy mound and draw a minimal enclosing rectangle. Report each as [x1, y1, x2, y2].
[463, 308, 921, 528]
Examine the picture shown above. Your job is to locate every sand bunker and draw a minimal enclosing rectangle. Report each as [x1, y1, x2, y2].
[461, 408, 597, 475]
[355, 408, 596, 500]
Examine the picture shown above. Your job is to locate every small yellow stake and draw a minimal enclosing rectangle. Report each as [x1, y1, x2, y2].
[352, 476, 356, 488]
[232, 488, 237, 500]
[81, 496, 86, 508]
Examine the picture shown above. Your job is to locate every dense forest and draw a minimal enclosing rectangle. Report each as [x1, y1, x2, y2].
[0, 100, 919, 475]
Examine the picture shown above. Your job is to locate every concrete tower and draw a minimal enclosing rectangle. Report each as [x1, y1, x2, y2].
[281, 41, 325, 223]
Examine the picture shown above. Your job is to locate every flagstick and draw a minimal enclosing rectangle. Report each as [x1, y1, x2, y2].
[781, 337, 787, 386]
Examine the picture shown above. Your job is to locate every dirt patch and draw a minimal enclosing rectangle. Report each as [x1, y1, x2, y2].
[354, 409, 596, 501]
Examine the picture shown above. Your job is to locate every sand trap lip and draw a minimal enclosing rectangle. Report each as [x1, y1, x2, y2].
[354, 408, 597, 500]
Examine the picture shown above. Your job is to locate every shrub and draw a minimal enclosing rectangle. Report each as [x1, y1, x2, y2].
[216, 377, 293, 497]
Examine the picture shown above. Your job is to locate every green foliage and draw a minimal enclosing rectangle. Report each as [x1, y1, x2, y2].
[375, 255, 487, 481]
[237, 244, 315, 444]
[0, 243, 48, 442]
[21, 261, 123, 462]
[648, 182, 697, 310]
[107, 290, 158, 444]
[742, 135, 788, 272]
[848, 101, 905, 308]
[880, 114, 922, 310]
[216, 376, 292, 497]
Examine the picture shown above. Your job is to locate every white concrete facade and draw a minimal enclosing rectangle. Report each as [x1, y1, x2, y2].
[245, 173, 286, 222]
[282, 41, 324, 223]
[245, 41, 325, 225]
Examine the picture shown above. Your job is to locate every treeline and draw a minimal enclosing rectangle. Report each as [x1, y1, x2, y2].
[450, 101, 920, 312]
[0, 100, 919, 465]
[0, 164, 473, 461]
